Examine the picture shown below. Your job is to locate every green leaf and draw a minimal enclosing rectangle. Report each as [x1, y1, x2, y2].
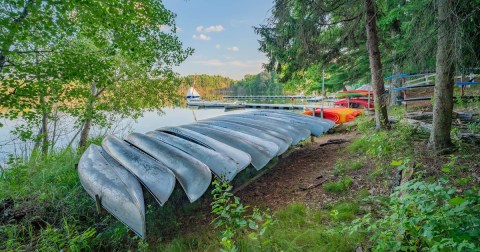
[390, 160, 403, 167]
[448, 197, 466, 206]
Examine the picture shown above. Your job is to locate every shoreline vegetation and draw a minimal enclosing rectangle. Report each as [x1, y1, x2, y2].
[1, 108, 479, 251]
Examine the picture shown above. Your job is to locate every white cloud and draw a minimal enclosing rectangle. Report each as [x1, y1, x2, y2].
[226, 46, 240, 51]
[195, 26, 204, 33]
[192, 34, 211, 41]
[215, 44, 221, 49]
[196, 25, 225, 33]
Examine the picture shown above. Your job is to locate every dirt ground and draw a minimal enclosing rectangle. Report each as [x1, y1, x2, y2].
[176, 129, 375, 238]
[236, 131, 359, 210]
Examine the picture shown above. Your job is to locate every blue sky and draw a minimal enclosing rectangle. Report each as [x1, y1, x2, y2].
[163, 0, 273, 80]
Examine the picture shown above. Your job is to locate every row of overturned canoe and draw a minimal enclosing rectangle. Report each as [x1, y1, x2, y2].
[78, 110, 335, 238]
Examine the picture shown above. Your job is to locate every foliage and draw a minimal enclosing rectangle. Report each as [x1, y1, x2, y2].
[210, 180, 272, 251]
[346, 180, 480, 251]
[323, 177, 353, 193]
[1, 0, 192, 151]
[348, 122, 420, 158]
[467, 120, 480, 134]
[182, 74, 236, 99]
[0, 147, 141, 251]
[229, 71, 285, 96]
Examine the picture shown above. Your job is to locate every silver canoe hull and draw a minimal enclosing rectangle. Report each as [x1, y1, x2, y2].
[248, 112, 326, 136]
[181, 123, 278, 170]
[218, 114, 310, 144]
[146, 130, 239, 182]
[102, 135, 176, 206]
[78, 145, 146, 238]
[157, 127, 251, 174]
[125, 133, 212, 203]
[257, 110, 336, 128]
[211, 117, 294, 145]
[199, 120, 290, 155]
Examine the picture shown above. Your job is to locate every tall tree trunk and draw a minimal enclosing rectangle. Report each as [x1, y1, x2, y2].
[41, 101, 49, 156]
[0, 52, 5, 73]
[79, 82, 97, 148]
[364, 0, 389, 129]
[429, 0, 455, 152]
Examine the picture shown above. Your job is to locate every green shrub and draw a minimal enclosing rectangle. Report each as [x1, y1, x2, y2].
[346, 180, 480, 251]
[355, 115, 376, 133]
[210, 180, 272, 251]
[330, 202, 361, 222]
[348, 122, 419, 159]
[323, 177, 353, 193]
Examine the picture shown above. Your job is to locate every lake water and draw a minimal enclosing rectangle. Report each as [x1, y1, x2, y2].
[0, 107, 251, 165]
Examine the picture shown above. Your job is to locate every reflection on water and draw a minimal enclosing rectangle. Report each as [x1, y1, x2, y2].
[0, 107, 250, 165]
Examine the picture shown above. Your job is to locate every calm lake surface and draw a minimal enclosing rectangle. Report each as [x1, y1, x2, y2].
[0, 107, 252, 165]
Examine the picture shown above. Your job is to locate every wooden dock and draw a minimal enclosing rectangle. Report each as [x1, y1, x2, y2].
[223, 95, 314, 100]
[243, 103, 319, 110]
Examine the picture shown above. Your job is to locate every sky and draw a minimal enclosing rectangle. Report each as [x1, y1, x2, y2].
[162, 0, 274, 80]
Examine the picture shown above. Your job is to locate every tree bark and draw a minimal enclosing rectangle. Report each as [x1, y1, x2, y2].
[79, 82, 97, 148]
[41, 101, 49, 156]
[429, 0, 455, 152]
[364, 0, 389, 129]
[0, 52, 5, 73]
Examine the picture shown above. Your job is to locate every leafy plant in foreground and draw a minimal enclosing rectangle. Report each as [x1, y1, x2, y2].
[210, 180, 272, 251]
[346, 180, 480, 251]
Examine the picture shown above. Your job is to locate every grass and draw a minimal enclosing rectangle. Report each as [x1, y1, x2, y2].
[333, 158, 365, 176]
[322, 177, 353, 193]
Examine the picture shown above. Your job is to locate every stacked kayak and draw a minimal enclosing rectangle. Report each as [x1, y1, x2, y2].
[336, 90, 372, 98]
[302, 108, 364, 124]
[77, 110, 335, 238]
[334, 98, 374, 108]
[334, 89, 374, 109]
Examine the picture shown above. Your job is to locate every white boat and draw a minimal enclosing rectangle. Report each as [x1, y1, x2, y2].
[186, 86, 201, 101]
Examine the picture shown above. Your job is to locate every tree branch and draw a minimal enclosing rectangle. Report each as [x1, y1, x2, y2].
[316, 12, 362, 26]
[94, 87, 106, 98]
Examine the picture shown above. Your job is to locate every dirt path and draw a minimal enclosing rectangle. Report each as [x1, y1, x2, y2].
[236, 131, 358, 210]
[176, 130, 362, 239]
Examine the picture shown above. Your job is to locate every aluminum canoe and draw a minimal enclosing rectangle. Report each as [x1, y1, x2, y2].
[210, 116, 295, 145]
[181, 123, 278, 170]
[199, 120, 290, 155]
[248, 111, 326, 136]
[125, 133, 212, 203]
[78, 145, 146, 238]
[157, 127, 251, 174]
[146, 130, 239, 182]
[257, 110, 336, 128]
[217, 113, 310, 144]
[102, 135, 176, 206]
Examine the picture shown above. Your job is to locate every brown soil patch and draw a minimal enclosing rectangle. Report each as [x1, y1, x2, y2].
[236, 131, 359, 211]
[174, 130, 380, 240]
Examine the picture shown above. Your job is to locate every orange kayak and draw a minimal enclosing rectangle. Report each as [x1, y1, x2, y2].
[302, 108, 363, 124]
